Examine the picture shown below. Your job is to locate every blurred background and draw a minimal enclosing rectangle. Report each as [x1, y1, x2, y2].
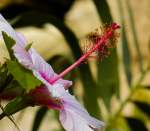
[0, 0, 150, 131]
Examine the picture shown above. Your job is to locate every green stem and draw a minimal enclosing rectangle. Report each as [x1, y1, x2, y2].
[110, 65, 149, 122]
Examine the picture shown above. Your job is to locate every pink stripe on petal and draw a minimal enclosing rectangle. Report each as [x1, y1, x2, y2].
[30, 49, 72, 89]
[30, 48, 55, 79]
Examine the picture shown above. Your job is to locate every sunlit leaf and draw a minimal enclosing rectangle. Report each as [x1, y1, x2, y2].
[2, 31, 16, 59]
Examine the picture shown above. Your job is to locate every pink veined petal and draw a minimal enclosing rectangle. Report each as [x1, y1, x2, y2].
[60, 108, 94, 131]
[48, 83, 104, 130]
[32, 70, 51, 87]
[59, 92, 104, 131]
[30, 48, 55, 79]
[30, 48, 72, 88]
[13, 43, 33, 68]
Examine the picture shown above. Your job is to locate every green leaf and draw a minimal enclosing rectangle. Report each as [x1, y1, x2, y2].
[122, 27, 132, 85]
[126, 0, 143, 72]
[32, 107, 48, 131]
[2, 31, 16, 59]
[7, 60, 41, 91]
[117, 0, 132, 85]
[93, 0, 119, 108]
[97, 51, 119, 108]
[125, 117, 148, 131]
[0, 96, 32, 120]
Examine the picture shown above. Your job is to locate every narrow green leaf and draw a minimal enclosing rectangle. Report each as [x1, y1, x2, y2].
[7, 60, 41, 91]
[0, 103, 21, 131]
[122, 27, 132, 85]
[93, 0, 119, 108]
[117, 0, 132, 85]
[125, 117, 148, 131]
[32, 107, 48, 131]
[97, 51, 119, 108]
[2, 31, 16, 59]
[118, 0, 132, 87]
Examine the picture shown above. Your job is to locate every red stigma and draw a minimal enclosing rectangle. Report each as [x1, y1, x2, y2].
[82, 23, 120, 61]
[111, 23, 121, 30]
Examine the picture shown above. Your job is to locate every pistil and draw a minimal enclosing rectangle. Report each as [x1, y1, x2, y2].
[49, 23, 120, 84]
